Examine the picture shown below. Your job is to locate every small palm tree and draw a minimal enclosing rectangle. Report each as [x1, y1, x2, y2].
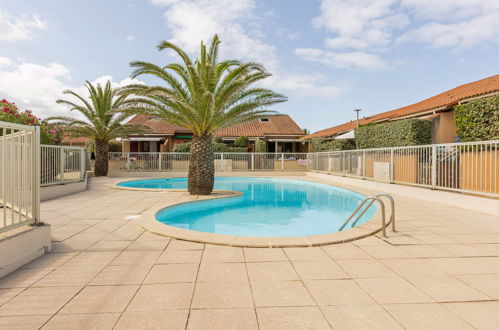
[49, 81, 146, 176]
[120, 35, 286, 195]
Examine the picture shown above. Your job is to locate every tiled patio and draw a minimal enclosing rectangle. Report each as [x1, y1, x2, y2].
[1, 175, 499, 329]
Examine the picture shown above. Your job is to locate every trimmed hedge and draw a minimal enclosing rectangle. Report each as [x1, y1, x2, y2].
[255, 139, 266, 152]
[454, 94, 499, 142]
[234, 136, 249, 148]
[310, 138, 356, 151]
[355, 118, 432, 149]
[173, 141, 246, 153]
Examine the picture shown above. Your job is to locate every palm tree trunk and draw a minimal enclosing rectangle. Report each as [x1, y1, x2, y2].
[94, 140, 109, 176]
[188, 135, 214, 195]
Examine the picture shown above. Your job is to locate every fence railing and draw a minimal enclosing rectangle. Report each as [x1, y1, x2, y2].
[41, 145, 86, 186]
[307, 140, 499, 197]
[109, 152, 309, 172]
[0, 122, 40, 233]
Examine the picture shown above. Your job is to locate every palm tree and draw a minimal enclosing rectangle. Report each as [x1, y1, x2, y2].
[49, 81, 146, 176]
[120, 35, 287, 195]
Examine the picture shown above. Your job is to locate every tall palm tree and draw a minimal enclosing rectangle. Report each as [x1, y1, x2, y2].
[49, 81, 146, 176]
[120, 35, 287, 195]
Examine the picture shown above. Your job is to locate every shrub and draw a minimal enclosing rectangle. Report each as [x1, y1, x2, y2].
[454, 94, 499, 142]
[355, 118, 432, 149]
[213, 136, 223, 143]
[234, 136, 249, 148]
[173, 142, 191, 152]
[0, 99, 62, 145]
[173, 141, 246, 153]
[255, 138, 266, 152]
[310, 138, 356, 151]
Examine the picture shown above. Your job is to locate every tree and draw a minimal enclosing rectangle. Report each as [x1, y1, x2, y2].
[120, 35, 286, 194]
[48, 81, 146, 176]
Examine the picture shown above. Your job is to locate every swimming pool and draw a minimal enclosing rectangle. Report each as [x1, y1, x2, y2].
[118, 177, 376, 237]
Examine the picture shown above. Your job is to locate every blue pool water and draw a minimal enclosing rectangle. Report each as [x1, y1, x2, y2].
[118, 177, 376, 237]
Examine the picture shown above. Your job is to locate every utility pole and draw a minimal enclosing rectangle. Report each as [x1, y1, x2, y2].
[354, 108, 362, 128]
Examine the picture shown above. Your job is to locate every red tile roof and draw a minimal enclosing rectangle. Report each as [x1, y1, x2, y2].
[61, 135, 89, 146]
[304, 74, 499, 139]
[127, 114, 304, 137]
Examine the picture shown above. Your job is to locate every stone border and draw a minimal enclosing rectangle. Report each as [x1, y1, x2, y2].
[115, 179, 391, 248]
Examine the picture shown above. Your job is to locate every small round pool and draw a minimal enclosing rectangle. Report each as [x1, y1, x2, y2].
[117, 177, 376, 237]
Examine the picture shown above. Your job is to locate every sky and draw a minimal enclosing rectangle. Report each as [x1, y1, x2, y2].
[0, 0, 498, 133]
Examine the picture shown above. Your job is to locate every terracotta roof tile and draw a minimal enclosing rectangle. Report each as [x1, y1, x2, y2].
[304, 74, 499, 139]
[128, 114, 304, 137]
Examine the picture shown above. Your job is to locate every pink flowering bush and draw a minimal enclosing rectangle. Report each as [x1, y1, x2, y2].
[0, 99, 62, 145]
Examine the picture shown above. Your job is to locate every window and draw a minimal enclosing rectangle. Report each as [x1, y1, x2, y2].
[260, 118, 269, 122]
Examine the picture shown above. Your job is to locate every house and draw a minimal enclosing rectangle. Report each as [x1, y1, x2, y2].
[304, 74, 499, 144]
[121, 114, 308, 153]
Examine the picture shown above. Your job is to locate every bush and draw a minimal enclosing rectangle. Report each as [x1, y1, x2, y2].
[173, 142, 191, 152]
[213, 136, 223, 143]
[355, 118, 432, 149]
[173, 141, 246, 153]
[255, 138, 266, 152]
[0, 99, 62, 145]
[454, 94, 499, 142]
[234, 136, 249, 148]
[310, 138, 356, 151]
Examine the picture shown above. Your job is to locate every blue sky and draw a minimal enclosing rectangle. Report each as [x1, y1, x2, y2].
[1, 0, 498, 132]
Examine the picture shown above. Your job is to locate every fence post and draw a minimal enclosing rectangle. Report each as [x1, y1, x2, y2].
[281, 153, 284, 171]
[158, 153, 162, 171]
[390, 148, 394, 183]
[32, 126, 40, 222]
[328, 153, 331, 173]
[315, 153, 319, 171]
[362, 150, 366, 179]
[431, 144, 437, 189]
[80, 149, 85, 181]
[251, 153, 254, 170]
[60, 146, 65, 184]
[221, 153, 224, 171]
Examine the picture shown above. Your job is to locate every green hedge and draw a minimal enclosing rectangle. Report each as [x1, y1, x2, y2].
[255, 139, 266, 152]
[454, 94, 499, 142]
[355, 118, 432, 149]
[173, 141, 246, 153]
[310, 138, 356, 151]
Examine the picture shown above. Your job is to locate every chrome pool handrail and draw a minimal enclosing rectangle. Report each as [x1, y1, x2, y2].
[351, 193, 396, 232]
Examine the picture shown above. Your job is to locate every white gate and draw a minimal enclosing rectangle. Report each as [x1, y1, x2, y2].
[0, 121, 40, 233]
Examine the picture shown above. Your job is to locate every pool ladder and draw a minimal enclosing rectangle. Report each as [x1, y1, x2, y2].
[339, 193, 396, 237]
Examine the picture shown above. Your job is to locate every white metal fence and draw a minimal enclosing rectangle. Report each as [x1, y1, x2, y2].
[0, 122, 40, 232]
[109, 152, 309, 172]
[308, 140, 499, 197]
[41, 145, 86, 186]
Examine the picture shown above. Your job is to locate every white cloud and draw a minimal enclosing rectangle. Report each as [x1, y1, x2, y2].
[126, 35, 135, 41]
[295, 48, 387, 70]
[0, 57, 141, 119]
[0, 11, 46, 43]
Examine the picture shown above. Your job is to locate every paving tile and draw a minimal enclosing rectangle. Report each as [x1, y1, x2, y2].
[247, 261, 298, 281]
[292, 261, 348, 280]
[458, 274, 499, 299]
[22, 252, 78, 269]
[404, 275, 491, 302]
[167, 240, 204, 250]
[381, 258, 446, 276]
[356, 277, 432, 304]
[426, 257, 499, 275]
[87, 240, 132, 251]
[110, 251, 161, 266]
[115, 310, 188, 330]
[396, 244, 453, 258]
[257, 306, 330, 330]
[384, 303, 473, 330]
[156, 250, 202, 264]
[305, 279, 375, 305]
[188, 308, 257, 330]
[359, 244, 411, 259]
[322, 305, 402, 330]
[144, 264, 198, 284]
[59, 285, 138, 314]
[0, 286, 81, 315]
[321, 244, 372, 260]
[202, 247, 244, 263]
[42, 313, 120, 330]
[436, 244, 492, 257]
[191, 282, 253, 308]
[126, 239, 169, 251]
[0, 268, 52, 289]
[244, 248, 287, 262]
[251, 281, 315, 307]
[0, 288, 23, 306]
[337, 259, 397, 278]
[284, 247, 330, 261]
[127, 283, 194, 311]
[90, 265, 150, 285]
[0, 315, 51, 330]
[197, 263, 247, 282]
[34, 266, 102, 287]
[443, 301, 499, 330]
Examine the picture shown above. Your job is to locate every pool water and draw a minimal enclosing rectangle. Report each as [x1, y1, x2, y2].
[118, 177, 376, 237]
